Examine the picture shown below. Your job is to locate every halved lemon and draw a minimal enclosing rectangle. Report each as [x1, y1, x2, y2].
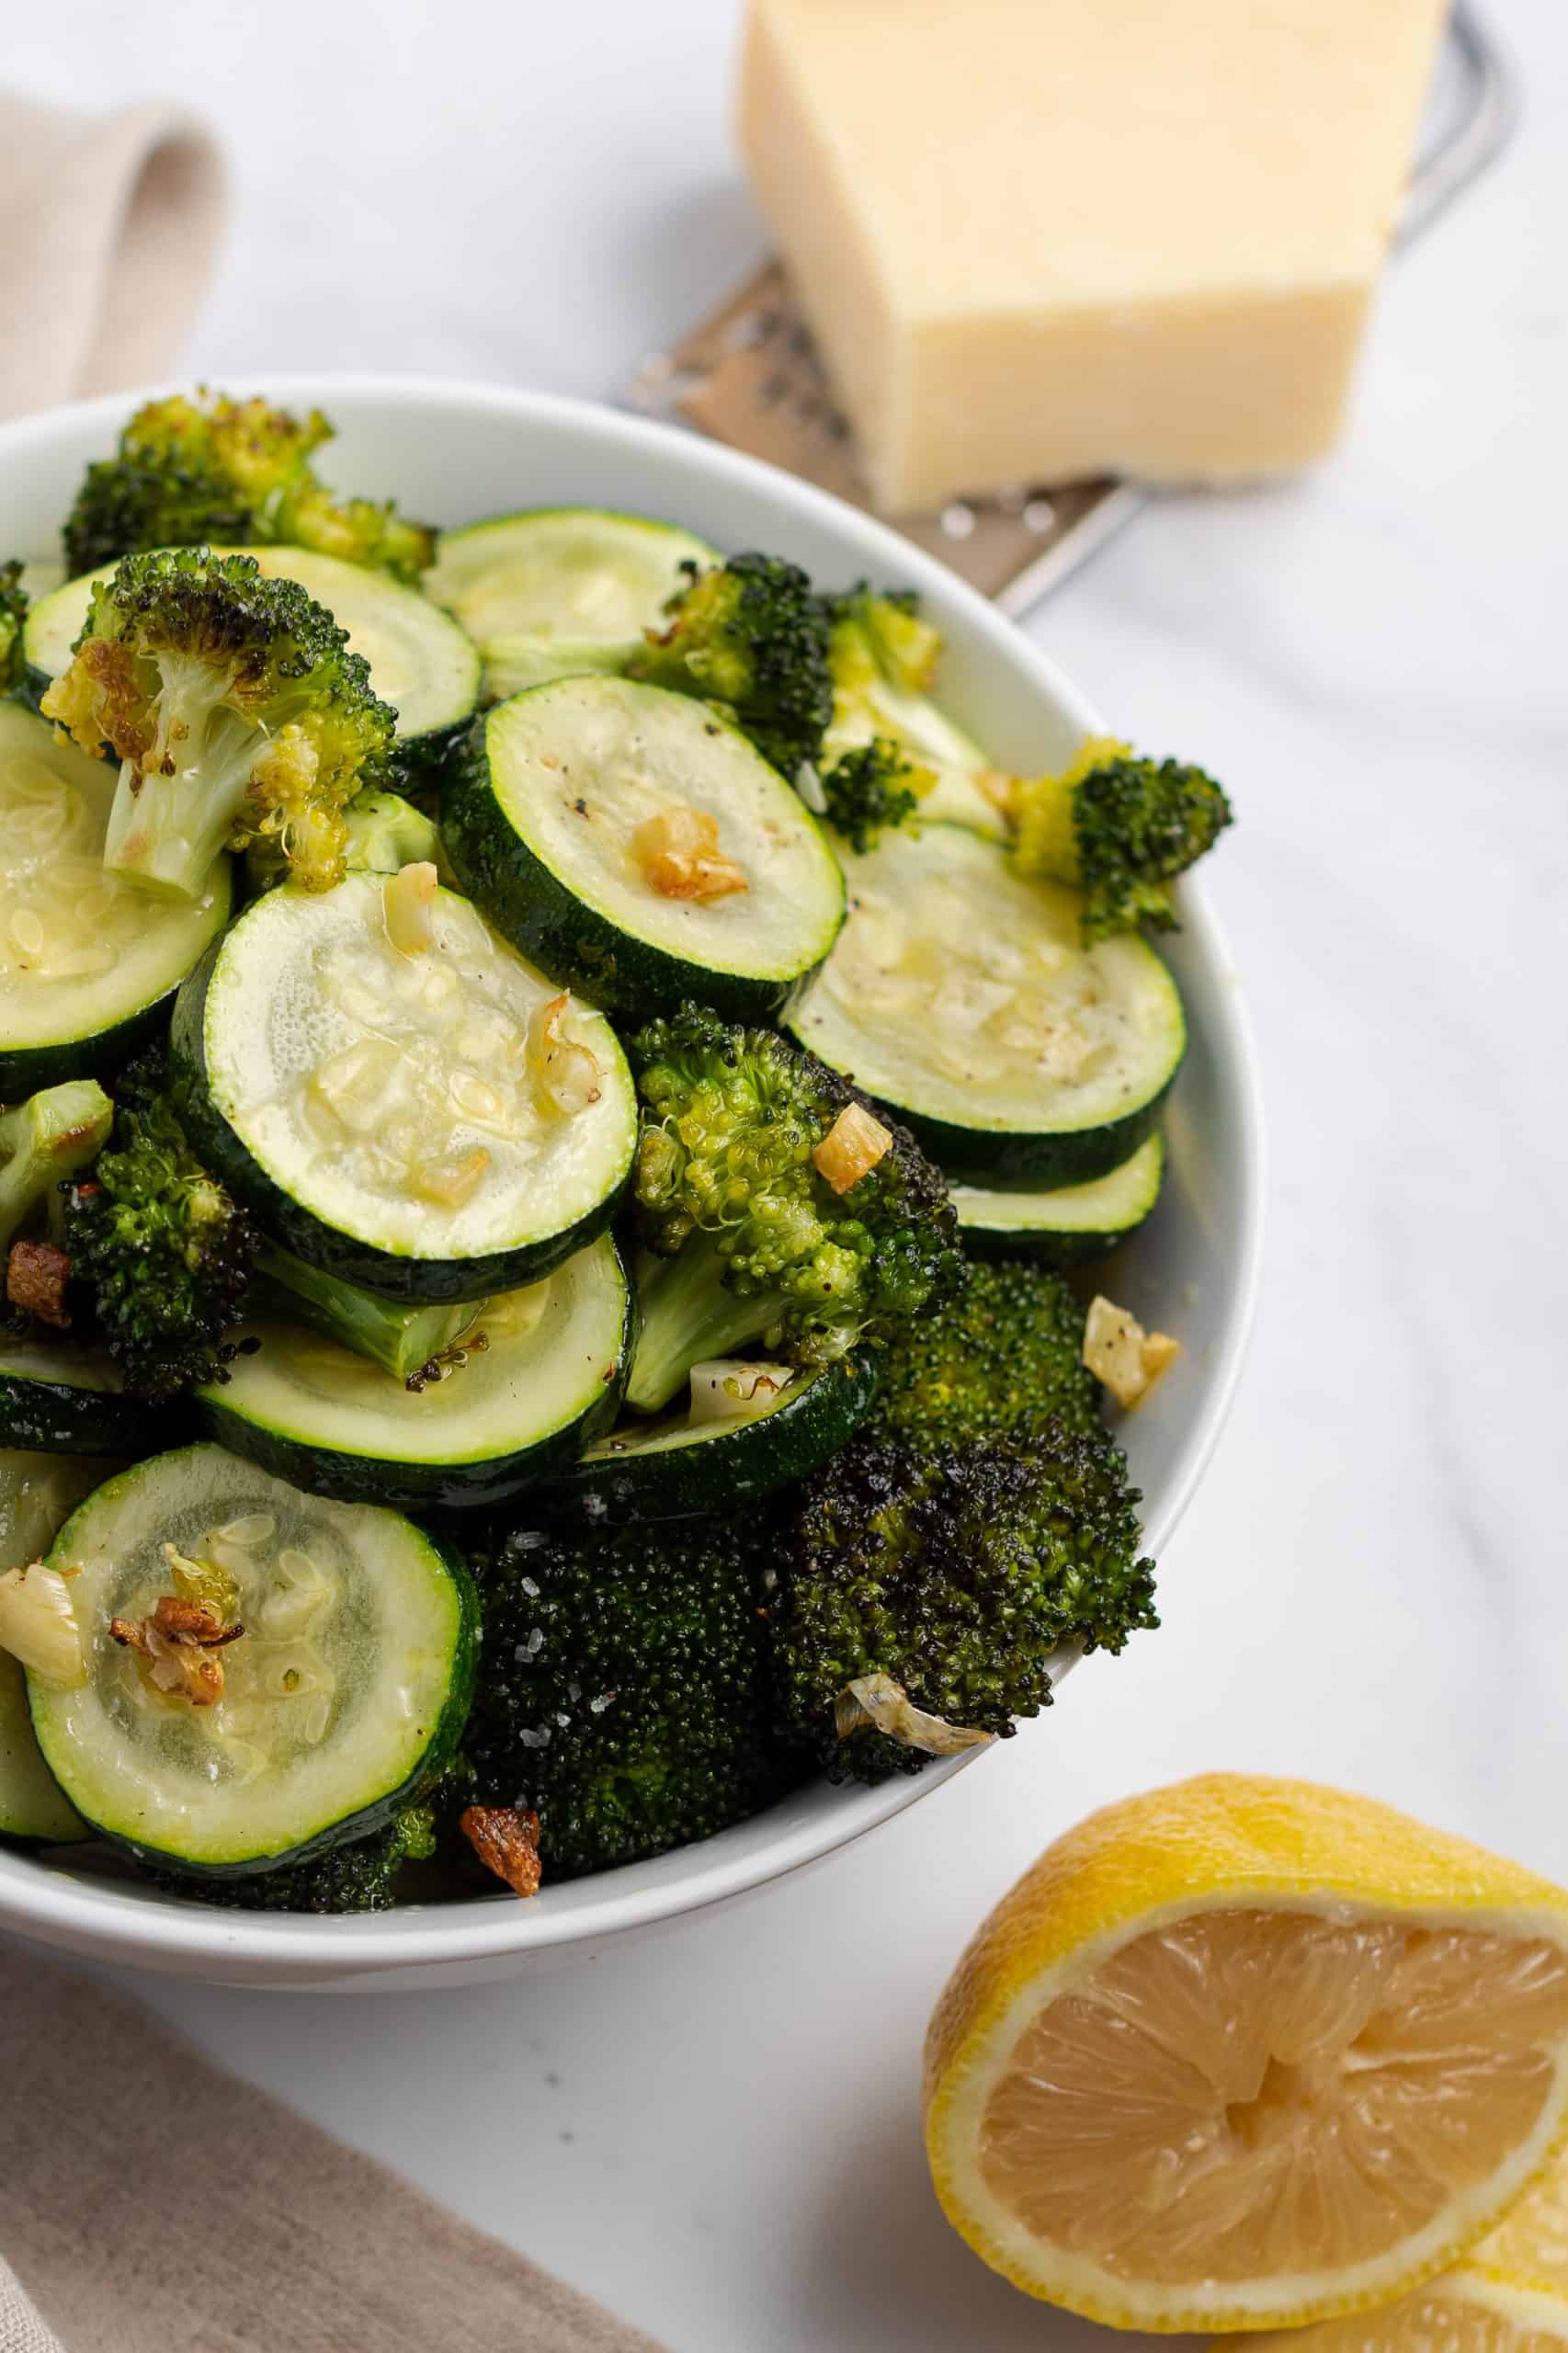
[1233, 2137, 1568, 2353]
[923, 1775, 1568, 2332]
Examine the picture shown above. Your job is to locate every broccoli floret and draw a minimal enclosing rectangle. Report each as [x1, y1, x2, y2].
[818, 735, 928, 852]
[821, 586, 1016, 836]
[0, 561, 29, 695]
[772, 1420, 1158, 1784]
[0, 1081, 113, 1253]
[245, 786, 444, 894]
[865, 1256, 1100, 1450]
[623, 1005, 961, 1414]
[627, 552, 834, 779]
[1012, 735, 1233, 942]
[460, 1518, 790, 1878]
[40, 548, 395, 902]
[142, 1804, 438, 1914]
[67, 1051, 256, 1400]
[63, 392, 436, 583]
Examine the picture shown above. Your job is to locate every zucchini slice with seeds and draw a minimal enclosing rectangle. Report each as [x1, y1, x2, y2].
[25, 547, 480, 794]
[950, 1135, 1165, 1266]
[445, 675, 845, 1020]
[549, 1357, 880, 1525]
[424, 506, 716, 652]
[0, 701, 231, 1097]
[199, 1235, 633, 1509]
[787, 824, 1184, 1188]
[171, 871, 638, 1303]
[28, 1443, 478, 1877]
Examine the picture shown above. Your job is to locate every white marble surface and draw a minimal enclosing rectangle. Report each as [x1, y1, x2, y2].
[6, 0, 1568, 2345]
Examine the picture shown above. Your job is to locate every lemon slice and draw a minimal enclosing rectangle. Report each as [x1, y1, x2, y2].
[1233, 2140, 1568, 2353]
[923, 1775, 1568, 2332]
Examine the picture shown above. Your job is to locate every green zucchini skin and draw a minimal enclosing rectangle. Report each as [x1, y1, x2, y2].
[442, 705, 843, 1024]
[951, 1136, 1165, 1267]
[197, 1262, 636, 1512]
[0, 995, 185, 1104]
[0, 1368, 165, 1458]
[169, 938, 633, 1305]
[892, 1084, 1176, 1191]
[546, 1356, 881, 1527]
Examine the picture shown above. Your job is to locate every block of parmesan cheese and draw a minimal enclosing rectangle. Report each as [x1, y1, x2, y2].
[737, 0, 1446, 511]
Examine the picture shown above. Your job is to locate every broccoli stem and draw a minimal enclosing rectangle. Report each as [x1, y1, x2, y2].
[100, 653, 263, 900]
[626, 1232, 788, 1415]
[0, 1082, 113, 1251]
[102, 714, 260, 901]
[255, 1243, 478, 1382]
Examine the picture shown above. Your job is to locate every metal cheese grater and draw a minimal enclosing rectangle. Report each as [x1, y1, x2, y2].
[620, 4, 1515, 620]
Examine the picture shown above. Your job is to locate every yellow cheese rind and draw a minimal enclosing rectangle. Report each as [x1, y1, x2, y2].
[737, 0, 1446, 510]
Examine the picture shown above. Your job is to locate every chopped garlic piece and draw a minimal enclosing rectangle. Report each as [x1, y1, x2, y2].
[834, 1671, 993, 1757]
[382, 860, 439, 954]
[688, 1360, 793, 1424]
[461, 1803, 543, 1898]
[109, 1593, 245, 1709]
[634, 805, 749, 902]
[1084, 1294, 1182, 1409]
[812, 1101, 893, 1195]
[0, 1561, 85, 1688]
[527, 992, 603, 1117]
[408, 1146, 490, 1207]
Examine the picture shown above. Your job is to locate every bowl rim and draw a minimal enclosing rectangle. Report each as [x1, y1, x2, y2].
[0, 374, 1265, 1977]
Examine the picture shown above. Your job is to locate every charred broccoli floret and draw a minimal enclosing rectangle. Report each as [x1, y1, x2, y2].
[41, 548, 395, 901]
[623, 1005, 961, 1414]
[772, 1421, 1157, 1784]
[0, 560, 29, 694]
[819, 735, 927, 852]
[63, 392, 436, 582]
[0, 1081, 112, 1254]
[627, 552, 834, 779]
[865, 1256, 1100, 1450]
[461, 1517, 790, 1878]
[142, 1803, 438, 1914]
[1012, 735, 1233, 941]
[67, 1051, 256, 1400]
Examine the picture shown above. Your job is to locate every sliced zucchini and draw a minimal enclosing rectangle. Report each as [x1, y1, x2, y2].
[950, 1135, 1165, 1266]
[550, 1356, 879, 1526]
[424, 507, 716, 650]
[0, 1655, 85, 1844]
[172, 872, 638, 1302]
[0, 1449, 106, 1843]
[787, 824, 1185, 1188]
[0, 1336, 162, 1457]
[24, 548, 481, 795]
[28, 1443, 478, 1876]
[199, 1235, 632, 1509]
[446, 676, 846, 1020]
[480, 633, 639, 701]
[0, 701, 231, 1097]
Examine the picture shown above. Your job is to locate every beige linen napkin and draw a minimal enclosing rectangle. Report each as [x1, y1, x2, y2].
[0, 1942, 667, 2352]
[0, 94, 227, 419]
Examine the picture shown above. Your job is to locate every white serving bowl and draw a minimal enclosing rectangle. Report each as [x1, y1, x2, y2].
[0, 379, 1262, 1990]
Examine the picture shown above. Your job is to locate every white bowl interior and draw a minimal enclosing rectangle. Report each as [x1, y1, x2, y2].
[0, 381, 1262, 1985]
